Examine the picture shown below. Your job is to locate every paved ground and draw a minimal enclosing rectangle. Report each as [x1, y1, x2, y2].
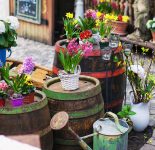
[10, 37, 55, 69]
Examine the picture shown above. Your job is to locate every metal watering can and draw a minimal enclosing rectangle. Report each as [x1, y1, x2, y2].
[50, 111, 129, 150]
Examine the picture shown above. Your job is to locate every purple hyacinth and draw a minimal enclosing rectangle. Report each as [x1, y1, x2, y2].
[18, 57, 35, 74]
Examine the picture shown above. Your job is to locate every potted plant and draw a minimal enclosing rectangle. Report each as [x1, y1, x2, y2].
[96, 19, 112, 49]
[117, 105, 136, 133]
[0, 57, 35, 107]
[146, 18, 155, 43]
[0, 16, 19, 65]
[0, 80, 8, 107]
[124, 47, 155, 132]
[18, 57, 35, 104]
[96, 1, 130, 35]
[63, 12, 79, 41]
[58, 38, 93, 90]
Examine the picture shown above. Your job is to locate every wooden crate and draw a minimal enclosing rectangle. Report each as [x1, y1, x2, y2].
[6, 58, 53, 89]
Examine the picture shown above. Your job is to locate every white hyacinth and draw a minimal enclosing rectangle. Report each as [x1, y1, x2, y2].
[0, 21, 6, 34]
[129, 65, 146, 79]
[6, 16, 19, 30]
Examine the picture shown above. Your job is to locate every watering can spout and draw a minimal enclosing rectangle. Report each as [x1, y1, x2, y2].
[68, 127, 92, 150]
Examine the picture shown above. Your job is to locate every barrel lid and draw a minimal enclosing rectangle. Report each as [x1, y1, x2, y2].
[43, 75, 101, 100]
[93, 118, 129, 136]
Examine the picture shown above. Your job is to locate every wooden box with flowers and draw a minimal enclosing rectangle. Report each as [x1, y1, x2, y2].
[0, 57, 36, 107]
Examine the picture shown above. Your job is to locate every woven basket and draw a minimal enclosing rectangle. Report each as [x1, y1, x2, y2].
[58, 66, 81, 91]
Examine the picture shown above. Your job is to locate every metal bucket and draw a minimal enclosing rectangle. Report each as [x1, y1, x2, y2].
[93, 112, 129, 150]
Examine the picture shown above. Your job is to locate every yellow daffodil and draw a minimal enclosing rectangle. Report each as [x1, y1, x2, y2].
[96, 12, 102, 18]
[119, 42, 122, 47]
[73, 19, 78, 25]
[100, 0, 105, 2]
[66, 12, 73, 19]
[96, 19, 100, 27]
[122, 16, 129, 22]
[104, 14, 118, 21]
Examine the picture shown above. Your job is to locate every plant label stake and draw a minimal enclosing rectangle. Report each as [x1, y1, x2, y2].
[50, 111, 129, 150]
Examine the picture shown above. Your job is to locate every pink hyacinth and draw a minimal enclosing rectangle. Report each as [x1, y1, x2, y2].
[85, 9, 97, 20]
[67, 38, 80, 56]
[81, 42, 93, 57]
[0, 80, 8, 91]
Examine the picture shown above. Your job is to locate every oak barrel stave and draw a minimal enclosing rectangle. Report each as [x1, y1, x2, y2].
[43, 76, 104, 150]
[0, 90, 53, 150]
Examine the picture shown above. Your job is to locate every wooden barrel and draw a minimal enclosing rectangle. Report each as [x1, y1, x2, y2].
[43, 75, 104, 150]
[0, 90, 53, 150]
[53, 39, 125, 113]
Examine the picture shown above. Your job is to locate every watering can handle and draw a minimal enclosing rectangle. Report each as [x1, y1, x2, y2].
[6, 48, 12, 58]
[104, 112, 128, 133]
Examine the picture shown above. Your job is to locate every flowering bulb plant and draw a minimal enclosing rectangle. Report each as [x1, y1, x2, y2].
[78, 9, 97, 31]
[124, 47, 155, 103]
[96, 0, 129, 23]
[96, 19, 112, 39]
[0, 80, 8, 99]
[0, 16, 19, 48]
[59, 38, 93, 74]
[0, 57, 35, 97]
[63, 12, 79, 40]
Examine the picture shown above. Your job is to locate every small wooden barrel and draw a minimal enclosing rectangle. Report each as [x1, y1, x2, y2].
[43, 75, 104, 150]
[53, 40, 125, 113]
[0, 90, 53, 150]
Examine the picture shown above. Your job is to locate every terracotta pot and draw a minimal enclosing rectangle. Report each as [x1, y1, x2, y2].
[151, 31, 155, 43]
[111, 21, 128, 36]
[0, 98, 5, 107]
[23, 92, 35, 104]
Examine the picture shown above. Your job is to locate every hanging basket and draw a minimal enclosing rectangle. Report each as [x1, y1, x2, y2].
[58, 66, 81, 91]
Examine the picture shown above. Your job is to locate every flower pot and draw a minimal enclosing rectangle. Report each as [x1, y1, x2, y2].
[92, 33, 100, 44]
[0, 48, 12, 66]
[23, 92, 35, 104]
[111, 21, 128, 36]
[129, 102, 150, 132]
[58, 66, 81, 91]
[0, 98, 5, 107]
[151, 31, 155, 43]
[11, 96, 24, 107]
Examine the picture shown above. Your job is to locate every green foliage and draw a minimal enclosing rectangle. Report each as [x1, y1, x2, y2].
[63, 18, 79, 40]
[58, 50, 82, 74]
[98, 21, 112, 39]
[78, 17, 96, 31]
[97, 2, 113, 14]
[0, 21, 17, 48]
[117, 105, 136, 119]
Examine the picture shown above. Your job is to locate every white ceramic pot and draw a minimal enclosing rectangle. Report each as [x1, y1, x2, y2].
[130, 102, 150, 132]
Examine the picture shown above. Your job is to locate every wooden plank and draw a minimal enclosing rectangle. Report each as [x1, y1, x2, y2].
[120, 36, 155, 50]
[8, 135, 41, 148]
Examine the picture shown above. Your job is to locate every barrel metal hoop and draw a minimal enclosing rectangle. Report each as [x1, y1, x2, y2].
[0, 91, 48, 114]
[51, 104, 104, 119]
[43, 76, 101, 100]
[53, 66, 125, 79]
[34, 126, 52, 137]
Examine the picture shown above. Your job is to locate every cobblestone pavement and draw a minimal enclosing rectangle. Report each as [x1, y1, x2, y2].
[10, 37, 55, 69]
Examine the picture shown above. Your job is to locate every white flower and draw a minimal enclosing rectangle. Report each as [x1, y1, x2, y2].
[129, 65, 146, 79]
[0, 21, 6, 34]
[6, 16, 19, 30]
